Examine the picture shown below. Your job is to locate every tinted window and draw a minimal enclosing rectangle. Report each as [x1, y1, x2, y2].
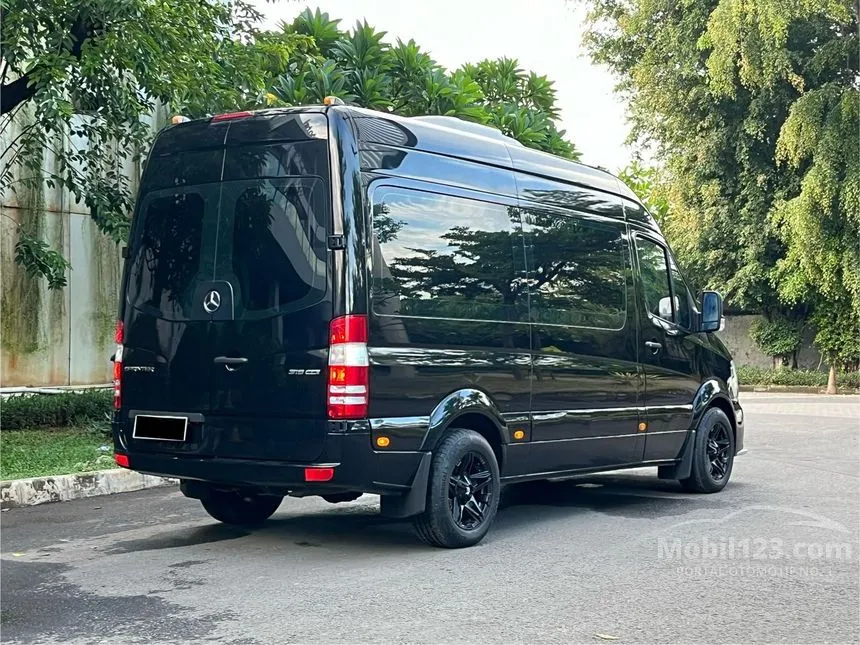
[371, 188, 527, 322]
[127, 141, 330, 321]
[522, 207, 627, 329]
[127, 188, 211, 321]
[219, 179, 327, 318]
[636, 236, 673, 321]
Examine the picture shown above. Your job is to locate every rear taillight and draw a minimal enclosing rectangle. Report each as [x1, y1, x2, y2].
[113, 321, 123, 410]
[327, 315, 369, 419]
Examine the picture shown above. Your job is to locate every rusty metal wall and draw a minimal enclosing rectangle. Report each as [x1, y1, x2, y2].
[1, 109, 163, 387]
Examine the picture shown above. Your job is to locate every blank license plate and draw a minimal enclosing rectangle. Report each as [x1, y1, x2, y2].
[132, 415, 189, 442]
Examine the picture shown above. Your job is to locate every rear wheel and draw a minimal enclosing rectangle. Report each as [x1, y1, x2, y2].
[413, 428, 500, 548]
[200, 490, 283, 526]
[680, 407, 735, 493]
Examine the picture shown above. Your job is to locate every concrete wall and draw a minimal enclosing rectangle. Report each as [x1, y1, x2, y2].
[1, 110, 162, 387]
[717, 314, 823, 370]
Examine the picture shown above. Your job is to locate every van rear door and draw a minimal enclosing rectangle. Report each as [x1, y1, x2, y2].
[121, 113, 333, 462]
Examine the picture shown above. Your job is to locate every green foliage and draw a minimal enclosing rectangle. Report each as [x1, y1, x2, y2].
[1, 0, 306, 287]
[0, 390, 112, 431]
[736, 365, 859, 389]
[811, 304, 860, 369]
[749, 317, 803, 360]
[1, 427, 113, 480]
[585, 0, 858, 365]
[617, 161, 670, 225]
[273, 13, 579, 158]
[14, 231, 72, 289]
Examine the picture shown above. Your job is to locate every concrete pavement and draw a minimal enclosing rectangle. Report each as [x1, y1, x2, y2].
[1, 393, 858, 644]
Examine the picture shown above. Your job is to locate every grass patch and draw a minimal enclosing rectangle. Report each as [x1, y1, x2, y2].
[0, 426, 114, 480]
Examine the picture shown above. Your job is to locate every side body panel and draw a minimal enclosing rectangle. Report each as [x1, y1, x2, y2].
[518, 175, 643, 472]
[359, 145, 534, 476]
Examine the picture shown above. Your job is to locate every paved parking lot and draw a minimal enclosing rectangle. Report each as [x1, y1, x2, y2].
[2, 393, 858, 644]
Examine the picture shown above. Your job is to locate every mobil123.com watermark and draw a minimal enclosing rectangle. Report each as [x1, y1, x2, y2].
[656, 506, 856, 579]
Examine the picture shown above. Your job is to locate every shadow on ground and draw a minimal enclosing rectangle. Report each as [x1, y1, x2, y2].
[102, 473, 740, 555]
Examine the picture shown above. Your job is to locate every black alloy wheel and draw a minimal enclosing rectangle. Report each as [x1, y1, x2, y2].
[448, 451, 494, 530]
[706, 421, 732, 481]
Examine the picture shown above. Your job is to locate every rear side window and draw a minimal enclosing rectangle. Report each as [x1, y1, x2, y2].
[371, 187, 528, 323]
[521, 206, 627, 329]
[126, 140, 330, 321]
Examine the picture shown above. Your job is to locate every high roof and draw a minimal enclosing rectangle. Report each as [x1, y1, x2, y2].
[339, 106, 642, 205]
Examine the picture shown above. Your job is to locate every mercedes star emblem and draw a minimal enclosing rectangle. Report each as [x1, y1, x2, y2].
[203, 290, 222, 314]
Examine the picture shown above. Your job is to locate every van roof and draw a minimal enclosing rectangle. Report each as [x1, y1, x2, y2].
[164, 105, 644, 207]
[336, 106, 642, 205]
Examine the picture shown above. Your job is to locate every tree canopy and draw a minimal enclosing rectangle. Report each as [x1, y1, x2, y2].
[587, 0, 859, 376]
[1, 4, 578, 290]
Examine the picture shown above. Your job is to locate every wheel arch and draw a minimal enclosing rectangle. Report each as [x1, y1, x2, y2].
[660, 379, 737, 481]
[692, 378, 737, 444]
[420, 388, 508, 471]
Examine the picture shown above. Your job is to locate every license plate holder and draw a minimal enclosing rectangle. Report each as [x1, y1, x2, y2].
[132, 415, 189, 442]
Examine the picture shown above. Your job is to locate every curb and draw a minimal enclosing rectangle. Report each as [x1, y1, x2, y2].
[0, 469, 176, 509]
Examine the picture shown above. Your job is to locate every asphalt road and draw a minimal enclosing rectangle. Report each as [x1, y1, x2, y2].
[2, 393, 858, 645]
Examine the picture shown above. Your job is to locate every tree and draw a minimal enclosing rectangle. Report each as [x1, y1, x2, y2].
[701, 0, 859, 391]
[584, 0, 795, 311]
[749, 317, 804, 369]
[585, 0, 859, 388]
[272, 9, 580, 158]
[1, 0, 304, 287]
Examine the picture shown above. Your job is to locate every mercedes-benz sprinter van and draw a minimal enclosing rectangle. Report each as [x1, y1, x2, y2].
[112, 104, 744, 548]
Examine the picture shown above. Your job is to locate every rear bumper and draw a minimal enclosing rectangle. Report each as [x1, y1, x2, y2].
[116, 430, 427, 496]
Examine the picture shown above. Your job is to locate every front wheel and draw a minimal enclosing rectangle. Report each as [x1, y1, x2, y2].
[413, 428, 500, 548]
[201, 490, 283, 526]
[680, 407, 735, 493]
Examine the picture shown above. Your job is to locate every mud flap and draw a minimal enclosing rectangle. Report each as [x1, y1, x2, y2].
[658, 429, 696, 480]
[380, 451, 432, 519]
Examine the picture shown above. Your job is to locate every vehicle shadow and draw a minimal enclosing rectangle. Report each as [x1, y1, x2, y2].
[106, 472, 739, 554]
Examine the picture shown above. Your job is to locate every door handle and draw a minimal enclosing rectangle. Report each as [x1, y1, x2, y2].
[214, 356, 248, 372]
[645, 341, 662, 355]
[214, 356, 248, 365]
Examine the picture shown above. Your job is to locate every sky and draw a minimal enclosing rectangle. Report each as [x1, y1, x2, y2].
[252, 0, 632, 172]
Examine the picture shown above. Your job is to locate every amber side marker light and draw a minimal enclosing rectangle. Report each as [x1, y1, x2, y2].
[375, 436, 391, 448]
[513, 429, 526, 441]
[638, 422, 648, 432]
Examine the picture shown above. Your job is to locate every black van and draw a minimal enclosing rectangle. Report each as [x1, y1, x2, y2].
[112, 104, 745, 548]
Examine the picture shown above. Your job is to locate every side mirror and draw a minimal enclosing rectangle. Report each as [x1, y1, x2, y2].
[700, 291, 723, 332]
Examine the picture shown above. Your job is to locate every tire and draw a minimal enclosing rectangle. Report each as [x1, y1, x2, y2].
[200, 490, 283, 526]
[413, 428, 500, 548]
[680, 407, 735, 493]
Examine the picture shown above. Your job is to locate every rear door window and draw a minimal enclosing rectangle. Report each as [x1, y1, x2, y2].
[126, 140, 330, 321]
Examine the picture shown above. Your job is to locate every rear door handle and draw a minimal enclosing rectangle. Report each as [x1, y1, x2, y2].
[645, 341, 662, 355]
[214, 356, 248, 371]
[213, 356, 248, 365]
